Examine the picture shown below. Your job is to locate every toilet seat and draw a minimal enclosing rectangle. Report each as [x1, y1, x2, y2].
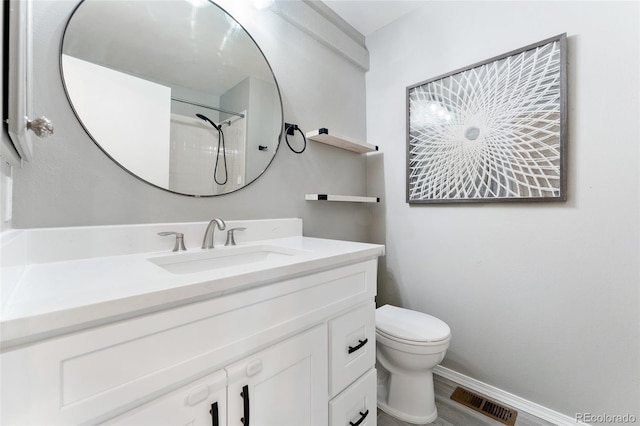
[376, 328, 450, 355]
[376, 328, 448, 346]
[376, 305, 450, 344]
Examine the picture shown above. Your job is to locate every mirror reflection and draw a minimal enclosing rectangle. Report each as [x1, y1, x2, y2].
[61, 0, 283, 196]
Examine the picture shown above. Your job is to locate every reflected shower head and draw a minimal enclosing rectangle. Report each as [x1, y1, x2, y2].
[196, 113, 221, 131]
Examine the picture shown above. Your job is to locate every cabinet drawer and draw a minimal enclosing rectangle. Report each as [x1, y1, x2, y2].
[329, 302, 376, 397]
[329, 368, 377, 426]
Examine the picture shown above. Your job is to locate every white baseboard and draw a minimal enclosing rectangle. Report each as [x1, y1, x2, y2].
[434, 365, 589, 426]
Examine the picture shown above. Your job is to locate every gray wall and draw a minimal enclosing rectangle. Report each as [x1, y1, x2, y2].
[367, 0, 639, 421]
[12, 0, 371, 243]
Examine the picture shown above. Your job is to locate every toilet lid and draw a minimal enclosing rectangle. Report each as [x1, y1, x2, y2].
[376, 305, 450, 343]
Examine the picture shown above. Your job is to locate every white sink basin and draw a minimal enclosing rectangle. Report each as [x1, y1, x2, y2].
[148, 245, 305, 274]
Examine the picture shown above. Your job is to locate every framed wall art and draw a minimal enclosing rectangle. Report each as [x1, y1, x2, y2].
[406, 33, 567, 203]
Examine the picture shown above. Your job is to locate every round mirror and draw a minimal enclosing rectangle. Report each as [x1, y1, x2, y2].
[61, 0, 283, 196]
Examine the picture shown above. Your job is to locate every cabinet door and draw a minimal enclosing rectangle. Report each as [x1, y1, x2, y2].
[227, 325, 328, 426]
[103, 369, 227, 426]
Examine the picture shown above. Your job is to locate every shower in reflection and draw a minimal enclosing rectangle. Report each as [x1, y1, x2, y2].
[196, 113, 228, 185]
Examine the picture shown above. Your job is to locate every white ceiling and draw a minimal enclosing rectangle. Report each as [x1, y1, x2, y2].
[322, 0, 424, 37]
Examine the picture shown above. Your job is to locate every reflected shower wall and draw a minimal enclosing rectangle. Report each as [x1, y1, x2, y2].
[169, 114, 247, 195]
[62, 55, 172, 188]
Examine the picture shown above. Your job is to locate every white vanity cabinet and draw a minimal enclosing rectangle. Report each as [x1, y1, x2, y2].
[105, 325, 327, 426]
[0, 257, 379, 426]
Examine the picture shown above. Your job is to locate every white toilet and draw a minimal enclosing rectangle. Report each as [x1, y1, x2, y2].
[376, 304, 451, 424]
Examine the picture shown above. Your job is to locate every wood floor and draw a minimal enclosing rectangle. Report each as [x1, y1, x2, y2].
[377, 375, 556, 426]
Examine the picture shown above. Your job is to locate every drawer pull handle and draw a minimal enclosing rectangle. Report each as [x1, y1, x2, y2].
[209, 401, 219, 426]
[348, 338, 368, 354]
[349, 409, 369, 426]
[240, 385, 250, 425]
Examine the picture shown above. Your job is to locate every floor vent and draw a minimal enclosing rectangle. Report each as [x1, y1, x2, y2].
[450, 386, 518, 426]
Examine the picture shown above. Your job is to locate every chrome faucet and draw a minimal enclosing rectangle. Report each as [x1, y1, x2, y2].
[157, 232, 187, 252]
[201, 218, 226, 249]
[225, 227, 246, 246]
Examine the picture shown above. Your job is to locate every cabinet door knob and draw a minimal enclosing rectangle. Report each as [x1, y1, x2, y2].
[241, 385, 250, 425]
[26, 116, 54, 138]
[209, 401, 219, 426]
[348, 338, 368, 354]
[349, 409, 369, 426]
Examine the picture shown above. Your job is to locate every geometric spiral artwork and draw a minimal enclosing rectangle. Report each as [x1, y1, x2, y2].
[407, 34, 567, 203]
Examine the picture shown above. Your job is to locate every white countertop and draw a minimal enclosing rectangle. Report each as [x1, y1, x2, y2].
[1, 235, 384, 349]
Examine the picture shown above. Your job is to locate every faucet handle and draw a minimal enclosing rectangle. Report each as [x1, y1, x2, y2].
[225, 227, 246, 246]
[158, 232, 187, 252]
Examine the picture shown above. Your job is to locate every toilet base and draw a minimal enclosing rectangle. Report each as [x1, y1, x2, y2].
[376, 366, 438, 425]
[377, 400, 437, 425]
